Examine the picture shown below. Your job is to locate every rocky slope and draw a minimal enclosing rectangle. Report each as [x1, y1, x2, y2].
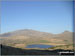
[0, 29, 73, 49]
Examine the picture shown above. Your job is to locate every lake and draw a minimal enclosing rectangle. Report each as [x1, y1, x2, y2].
[26, 44, 54, 48]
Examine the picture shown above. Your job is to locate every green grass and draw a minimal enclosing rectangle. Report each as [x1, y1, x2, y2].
[39, 40, 50, 43]
[48, 44, 73, 50]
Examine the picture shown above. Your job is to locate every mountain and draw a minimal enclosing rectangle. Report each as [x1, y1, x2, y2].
[0, 29, 73, 49]
[53, 31, 73, 42]
[0, 29, 53, 38]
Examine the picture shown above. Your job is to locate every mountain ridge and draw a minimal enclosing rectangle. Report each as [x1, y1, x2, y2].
[0, 29, 72, 37]
[0, 29, 73, 48]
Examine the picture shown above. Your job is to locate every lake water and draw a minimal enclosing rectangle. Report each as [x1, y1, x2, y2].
[26, 44, 54, 48]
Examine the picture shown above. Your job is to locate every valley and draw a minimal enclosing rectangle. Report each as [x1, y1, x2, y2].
[0, 29, 73, 50]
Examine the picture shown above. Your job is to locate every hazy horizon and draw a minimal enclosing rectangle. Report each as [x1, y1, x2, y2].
[1, 1, 73, 34]
[0, 29, 73, 35]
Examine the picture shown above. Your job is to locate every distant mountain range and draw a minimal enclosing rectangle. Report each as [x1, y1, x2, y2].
[0, 29, 73, 49]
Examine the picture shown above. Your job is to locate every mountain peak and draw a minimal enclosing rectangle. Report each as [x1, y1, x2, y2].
[64, 30, 70, 33]
[62, 31, 72, 34]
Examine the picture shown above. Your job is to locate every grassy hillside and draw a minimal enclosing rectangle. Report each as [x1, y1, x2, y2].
[0, 29, 73, 50]
[48, 44, 73, 50]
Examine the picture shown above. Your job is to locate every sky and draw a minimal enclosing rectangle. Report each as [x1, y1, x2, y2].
[1, 0, 73, 34]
